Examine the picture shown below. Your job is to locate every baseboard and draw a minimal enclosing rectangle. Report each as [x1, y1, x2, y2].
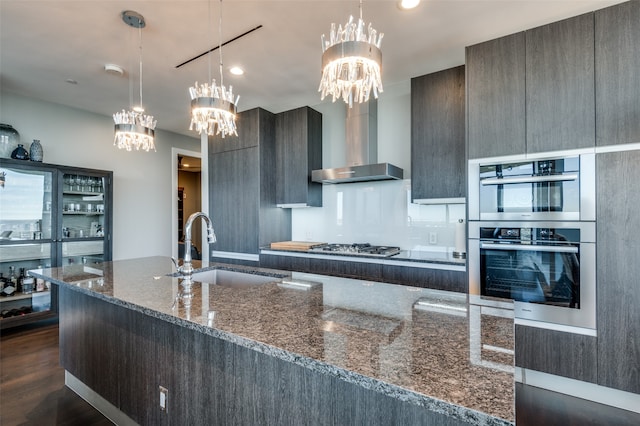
[515, 367, 640, 414]
[65, 371, 138, 426]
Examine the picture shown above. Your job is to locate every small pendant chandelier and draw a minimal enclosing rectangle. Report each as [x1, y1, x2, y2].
[189, 0, 239, 138]
[319, 0, 383, 107]
[113, 10, 157, 152]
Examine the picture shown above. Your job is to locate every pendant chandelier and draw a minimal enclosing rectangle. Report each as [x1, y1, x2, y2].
[319, 0, 383, 107]
[113, 10, 157, 152]
[189, 0, 239, 138]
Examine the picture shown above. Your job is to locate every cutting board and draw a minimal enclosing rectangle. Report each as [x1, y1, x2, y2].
[270, 241, 326, 251]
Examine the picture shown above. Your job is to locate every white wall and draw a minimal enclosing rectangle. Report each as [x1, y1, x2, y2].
[1, 92, 200, 260]
[293, 80, 466, 252]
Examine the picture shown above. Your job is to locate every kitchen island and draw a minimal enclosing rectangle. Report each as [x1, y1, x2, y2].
[30, 257, 514, 425]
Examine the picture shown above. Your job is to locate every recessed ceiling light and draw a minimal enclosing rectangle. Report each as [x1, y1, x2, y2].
[229, 66, 244, 76]
[104, 63, 125, 76]
[398, 0, 420, 10]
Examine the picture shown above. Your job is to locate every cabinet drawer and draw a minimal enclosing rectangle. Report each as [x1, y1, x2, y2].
[515, 324, 597, 383]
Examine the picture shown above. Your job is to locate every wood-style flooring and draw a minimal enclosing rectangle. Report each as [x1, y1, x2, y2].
[2, 319, 639, 426]
[0, 318, 112, 426]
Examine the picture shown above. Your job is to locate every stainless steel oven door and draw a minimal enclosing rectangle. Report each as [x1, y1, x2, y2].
[469, 221, 596, 333]
[468, 153, 595, 222]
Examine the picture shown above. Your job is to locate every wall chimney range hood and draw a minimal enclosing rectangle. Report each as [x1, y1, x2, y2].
[312, 100, 404, 184]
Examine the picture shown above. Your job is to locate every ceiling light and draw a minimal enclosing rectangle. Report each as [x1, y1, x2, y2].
[319, 0, 383, 107]
[229, 66, 244, 76]
[113, 10, 157, 152]
[398, 0, 420, 10]
[104, 64, 124, 76]
[189, 0, 239, 138]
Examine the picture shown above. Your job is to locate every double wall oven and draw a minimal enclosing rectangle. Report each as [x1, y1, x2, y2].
[468, 153, 596, 334]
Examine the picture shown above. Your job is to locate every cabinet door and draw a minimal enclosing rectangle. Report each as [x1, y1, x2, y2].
[382, 265, 466, 293]
[466, 32, 526, 159]
[209, 108, 264, 154]
[411, 66, 466, 202]
[596, 150, 640, 393]
[209, 147, 260, 255]
[526, 13, 595, 153]
[0, 162, 55, 327]
[59, 169, 112, 264]
[515, 325, 597, 383]
[275, 107, 322, 207]
[595, 1, 640, 146]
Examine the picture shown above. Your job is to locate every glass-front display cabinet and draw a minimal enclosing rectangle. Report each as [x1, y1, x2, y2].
[0, 158, 112, 328]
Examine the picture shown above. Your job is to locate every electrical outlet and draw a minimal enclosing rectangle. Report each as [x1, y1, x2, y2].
[429, 232, 437, 244]
[159, 386, 168, 412]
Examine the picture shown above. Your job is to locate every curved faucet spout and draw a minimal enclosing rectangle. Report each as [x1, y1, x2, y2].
[181, 212, 216, 277]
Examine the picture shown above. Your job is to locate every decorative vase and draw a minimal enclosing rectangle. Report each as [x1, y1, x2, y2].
[0, 123, 20, 159]
[29, 139, 43, 162]
[11, 144, 29, 160]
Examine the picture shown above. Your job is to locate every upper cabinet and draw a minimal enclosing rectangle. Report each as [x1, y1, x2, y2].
[275, 106, 322, 208]
[595, 1, 640, 146]
[467, 13, 596, 158]
[411, 65, 466, 203]
[467, 33, 526, 159]
[526, 13, 595, 153]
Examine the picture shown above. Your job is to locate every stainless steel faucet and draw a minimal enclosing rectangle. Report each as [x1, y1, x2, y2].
[179, 211, 217, 278]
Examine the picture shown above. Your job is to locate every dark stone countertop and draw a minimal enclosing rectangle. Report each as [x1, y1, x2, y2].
[30, 256, 512, 425]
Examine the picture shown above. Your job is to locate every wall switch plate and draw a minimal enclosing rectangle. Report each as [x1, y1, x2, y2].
[429, 232, 437, 244]
[159, 386, 168, 412]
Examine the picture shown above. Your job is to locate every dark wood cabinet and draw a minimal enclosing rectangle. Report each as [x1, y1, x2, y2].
[209, 108, 290, 259]
[515, 325, 598, 383]
[382, 265, 466, 293]
[596, 150, 640, 394]
[260, 253, 465, 292]
[275, 106, 322, 207]
[595, 1, 640, 146]
[307, 258, 383, 281]
[411, 65, 466, 202]
[525, 13, 595, 153]
[209, 148, 260, 254]
[466, 33, 526, 159]
[467, 13, 596, 158]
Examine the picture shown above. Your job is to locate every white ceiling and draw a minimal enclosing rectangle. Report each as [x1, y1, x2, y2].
[0, 0, 624, 138]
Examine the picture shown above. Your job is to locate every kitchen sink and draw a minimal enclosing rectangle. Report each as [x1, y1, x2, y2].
[190, 269, 281, 289]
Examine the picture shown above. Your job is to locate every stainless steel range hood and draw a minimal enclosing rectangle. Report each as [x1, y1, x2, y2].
[311, 100, 404, 184]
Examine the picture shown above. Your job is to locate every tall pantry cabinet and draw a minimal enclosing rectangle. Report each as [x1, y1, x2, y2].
[208, 108, 290, 264]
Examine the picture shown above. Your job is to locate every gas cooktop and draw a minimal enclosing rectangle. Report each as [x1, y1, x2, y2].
[309, 243, 401, 258]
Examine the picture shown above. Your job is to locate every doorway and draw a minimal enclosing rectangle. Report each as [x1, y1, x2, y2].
[172, 148, 202, 260]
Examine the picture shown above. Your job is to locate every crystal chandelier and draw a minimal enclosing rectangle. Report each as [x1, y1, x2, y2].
[319, 0, 383, 107]
[189, 0, 239, 138]
[113, 10, 157, 152]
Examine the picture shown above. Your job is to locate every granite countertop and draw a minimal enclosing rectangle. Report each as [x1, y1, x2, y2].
[261, 246, 467, 267]
[31, 256, 512, 425]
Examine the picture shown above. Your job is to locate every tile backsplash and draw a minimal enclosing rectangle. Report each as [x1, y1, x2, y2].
[291, 179, 466, 251]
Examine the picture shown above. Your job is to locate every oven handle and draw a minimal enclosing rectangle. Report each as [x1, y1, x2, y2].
[480, 173, 578, 186]
[480, 242, 579, 254]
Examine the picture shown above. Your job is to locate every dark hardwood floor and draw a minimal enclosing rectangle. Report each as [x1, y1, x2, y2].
[0, 318, 112, 426]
